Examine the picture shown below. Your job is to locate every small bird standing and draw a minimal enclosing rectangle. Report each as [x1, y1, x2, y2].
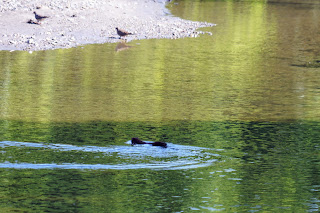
[115, 27, 133, 39]
[33, 11, 49, 23]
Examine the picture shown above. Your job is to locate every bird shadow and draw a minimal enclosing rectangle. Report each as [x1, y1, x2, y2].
[26, 19, 40, 25]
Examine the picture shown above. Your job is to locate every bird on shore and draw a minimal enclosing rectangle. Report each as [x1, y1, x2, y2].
[33, 11, 49, 23]
[115, 27, 133, 39]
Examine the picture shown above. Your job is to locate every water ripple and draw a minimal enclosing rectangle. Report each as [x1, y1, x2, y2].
[0, 141, 221, 170]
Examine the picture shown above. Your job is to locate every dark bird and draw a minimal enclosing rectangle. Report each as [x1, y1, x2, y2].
[33, 11, 49, 22]
[131, 138, 167, 148]
[116, 27, 133, 39]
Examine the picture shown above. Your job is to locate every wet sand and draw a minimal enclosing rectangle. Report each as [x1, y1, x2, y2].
[0, 0, 215, 51]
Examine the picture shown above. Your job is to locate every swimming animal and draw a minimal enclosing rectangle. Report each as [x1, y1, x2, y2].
[131, 138, 167, 148]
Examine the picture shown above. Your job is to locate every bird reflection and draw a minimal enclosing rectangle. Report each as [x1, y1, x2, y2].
[115, 42, 132, 52]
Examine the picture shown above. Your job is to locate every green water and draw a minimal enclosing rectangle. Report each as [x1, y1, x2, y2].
[1, 0, 320, 212]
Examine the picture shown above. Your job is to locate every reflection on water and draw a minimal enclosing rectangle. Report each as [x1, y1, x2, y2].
[1, 0, 320, 212]
[1, 0, 320, 122]
[0, 140, 220, 170]
[115, 42, 132, 52]
[0, 119, 319, 212]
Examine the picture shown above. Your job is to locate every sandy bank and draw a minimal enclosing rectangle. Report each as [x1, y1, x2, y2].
[0, 0, 215, 51]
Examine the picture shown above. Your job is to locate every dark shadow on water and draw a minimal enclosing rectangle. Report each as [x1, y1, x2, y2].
[291, 60, 320, 68]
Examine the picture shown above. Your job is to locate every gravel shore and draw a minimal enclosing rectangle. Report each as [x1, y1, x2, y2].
[0, 0, 215, 51]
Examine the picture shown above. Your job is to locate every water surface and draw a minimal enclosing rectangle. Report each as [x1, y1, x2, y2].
[0, 0, 320, 212]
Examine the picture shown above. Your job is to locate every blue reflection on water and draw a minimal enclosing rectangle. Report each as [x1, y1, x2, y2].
[0, 141, 221, 170]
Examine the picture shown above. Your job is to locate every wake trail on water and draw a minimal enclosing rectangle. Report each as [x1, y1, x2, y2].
[0, 141, 222, 170]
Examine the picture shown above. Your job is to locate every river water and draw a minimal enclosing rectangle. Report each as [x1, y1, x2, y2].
[0, 0, 319, 212]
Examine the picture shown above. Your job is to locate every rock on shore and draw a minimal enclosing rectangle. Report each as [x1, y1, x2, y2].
[0, 0, 215, 51]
